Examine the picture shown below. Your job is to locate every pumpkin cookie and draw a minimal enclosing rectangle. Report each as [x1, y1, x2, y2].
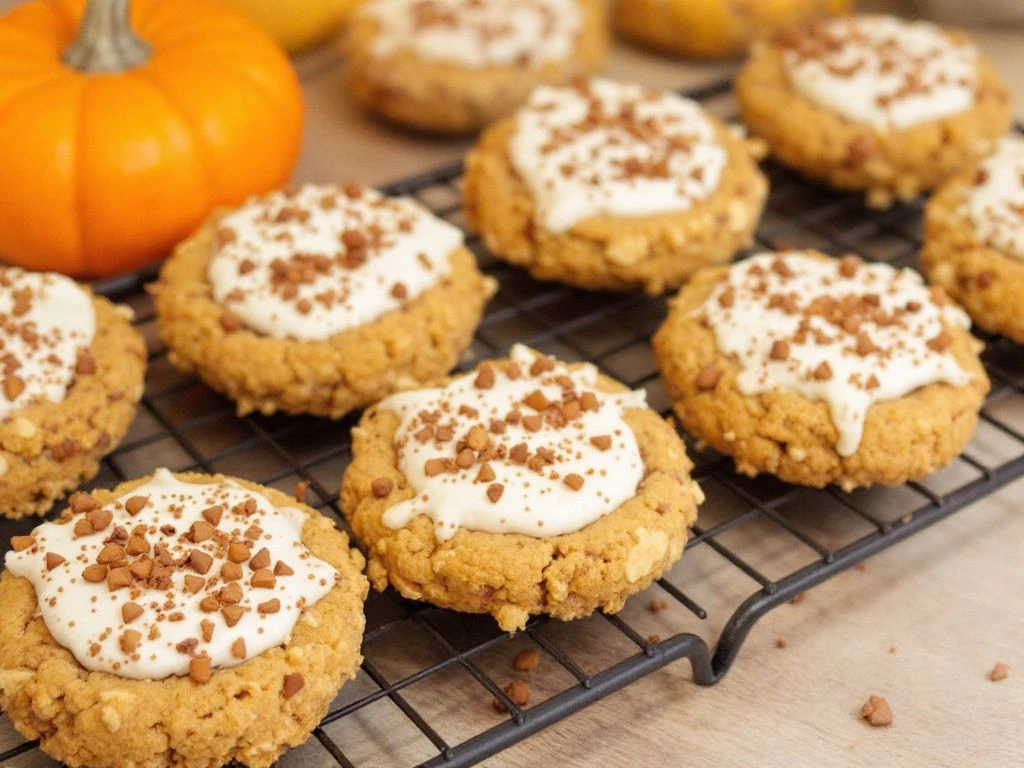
[0, 469, 368, 768]
[922, 135, 1024, 343]
[344, 0, 607, 134]
[614, 0, 851, 59]
[153, 183, 496, 419]
[342, 344, 703, 632]
[464, 78, 768, 294]
[735, 15, 1012, 208]
[653, 251, 989, 490]
[0, 268, 145, 519]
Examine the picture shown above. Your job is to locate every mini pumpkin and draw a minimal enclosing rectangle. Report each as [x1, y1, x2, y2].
[615, 0, 854, 59]
[0, 0, 305, 279]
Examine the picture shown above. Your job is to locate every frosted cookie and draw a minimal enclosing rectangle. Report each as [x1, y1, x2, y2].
[153, 183, 496, 419]
[342, 344, 702, 632]
[922, 136, 1024, 343]
[735, 15, 1012, 208]
[0, 469, 368, 768]
[653, 251, 989, 489]
[0, 268, 145, 519]
[344, 0, 607, 134]
[464, 77, 768, 294]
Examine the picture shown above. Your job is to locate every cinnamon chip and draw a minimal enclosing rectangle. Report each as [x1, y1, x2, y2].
[282, 673, 304, 699]
[474, 364, 496, 389]
[251, 569, 276, 589]
[861, 695, 893, 727]
[249, 547, 271, 571]
[513, 649, 541, 672]
[222, 605, 244, 627]
[119, 629, 141, 654]
[45, 553, 65, 571]
[97, 543, 126, 564]
[274, 560, 294, 577]
[124, 496, 148, 516]
[227, 542, 251, 563]
[188, 521, 215, 543]
[200, 619, 215, 643]
[189, 656, 212, 684]
[3, 375, 25, 401]
[74, 519, 94, 537]
[82, 564, 108, 583]
[221, 562, 243, 581]
[10, 535, 34, 551]
[75, 349, 97, 375]
[990, 662, 1009, 682]
[86, 508, 113, 531]
[188, 549, 213, 574]
[696, 364, 722, 391]
[424, 458, 448, 477]
[69, 492, 100, 513]
[126, 535, 149, 556]
[769, 340, 790, 361]
[199, 595, 221, 613]
[509, 443, 529, 464]
[371, 477, 393, 498]
[219, 582, 243, 605]
[563, 474, 584, 491]
[456, 448, 476, 469]
[467, 426, 489, 451]
[183, 575, 206, 595]
[522, 415, 543, 432]
[579, 392, 599, 411]
[476, 463, 496, 483]
[926, 330, 953, 352]
[121, 602, 143, 624]
[487, 483, 504, 503]
[258, 598, 281, 614]
[811, 361, 833, 381]
[590, 435, 612, 451]
[529, 356, 555, 376]
[107, 567, 132, 590]
[231, 638, 247, 660]
[220, 311, 243, 332]
[523, 390, 550, 411]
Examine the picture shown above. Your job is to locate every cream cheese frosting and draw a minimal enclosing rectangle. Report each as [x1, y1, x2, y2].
[378, 345, 646, 540]
[700, 252, 973, 456]
[361, 0, 582, 68]
[0, 267, 95, 422]
[781, 15, 978, 130]
[508, 77, 727, 233]
[963, 135, 1024, 260]
[208, 183, 463, 341]
[5, 469, 337, 681]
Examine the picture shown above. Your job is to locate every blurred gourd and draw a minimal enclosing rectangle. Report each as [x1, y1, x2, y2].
[615, 0, 854, 59]
[0, 0, 304, 278]
[219, 0, 361, 53]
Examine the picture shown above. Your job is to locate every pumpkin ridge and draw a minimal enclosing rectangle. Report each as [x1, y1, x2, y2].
[69, 76, 90, 275]
[0, 71, 71, 116]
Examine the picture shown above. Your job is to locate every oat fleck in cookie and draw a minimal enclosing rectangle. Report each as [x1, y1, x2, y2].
[345, 0, 607, 133]
[153, 183, 495, 418]
[735, 14, 1011, 207]
[342, 344, 702, 631]
[464, 77, 768, 294]
[923, 136, 1024, 343]
[0, 469, 367, 768]
[0, 268, 145, 519]
[654, 251, 989, 490]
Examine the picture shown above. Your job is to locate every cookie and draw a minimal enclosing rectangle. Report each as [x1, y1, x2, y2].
[153, 183, 496, 419]
[463, 77, 768, 294]
[922, 135, 1024, 343]
[0, 469, 368, 768]
[613, 0, 851, 59]
[0, 268, 146, 520]
[735, 15, 1012, 208]
[653, 251, 989, 490]
[341, 344, 702, 632]
[344, 0, 607, 134]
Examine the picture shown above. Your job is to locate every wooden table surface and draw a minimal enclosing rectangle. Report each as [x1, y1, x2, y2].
[1, 1, 1022, 766]
[286, 4, 1024, 766]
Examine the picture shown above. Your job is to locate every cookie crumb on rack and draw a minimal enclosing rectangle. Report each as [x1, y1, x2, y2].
[493, 681, 530, 712]
[775, 638, 787, 649]
[861, 695, 893, 727]
[513, 648, 541, 672]
[648, 598, 668, 612]
[789, 592, 806, 605]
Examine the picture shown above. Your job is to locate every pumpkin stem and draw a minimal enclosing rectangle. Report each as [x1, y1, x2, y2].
[62, 0, 151, 73]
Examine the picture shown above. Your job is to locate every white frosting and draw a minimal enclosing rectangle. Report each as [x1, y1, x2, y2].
[963, 135, 1024, 260]
[378, 344, 646, 540]
[5, 469, 337, 680]
[701, 253, 973, 457]
[783, 15, 977, 130]
[361, 0, 581, 68]
[208, 184, 463, 340]
[509, 78, 727, 233]
[0, 268, 95, 422]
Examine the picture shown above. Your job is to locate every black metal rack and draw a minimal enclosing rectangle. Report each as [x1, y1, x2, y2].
[1, 79, 1022, 768]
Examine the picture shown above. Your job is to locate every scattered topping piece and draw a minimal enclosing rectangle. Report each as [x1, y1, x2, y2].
[513, 648, 541, 672]
[122, 602, 143, 624]
[493, 680, 530, 712]
[282, 673, 304, 699]
[861, 695, 894, 727]
[231, 638, 247, 660]
[190, 656, 213, 684]
[45, 552, 65, 571]
[371, 477, 394, 498]
[990, 662, 1009, 682]
[10, 535, 34, 552]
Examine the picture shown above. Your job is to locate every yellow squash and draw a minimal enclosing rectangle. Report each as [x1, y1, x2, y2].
[219, 0, 362, 53]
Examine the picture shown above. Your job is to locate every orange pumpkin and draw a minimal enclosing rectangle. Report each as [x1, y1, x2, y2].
[0, 0, 305, 278]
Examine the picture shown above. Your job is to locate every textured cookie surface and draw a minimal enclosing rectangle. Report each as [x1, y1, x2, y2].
[153, 198, 495, 419]
[0, 472, 368, 768]
[342, 353, 702, 632]
[344, 0, 607, 134]
[653, 254, 989, 490]
[0, 295, 146, 519]
[735, 17, 1011, 208]
[463, 83, 767, 294]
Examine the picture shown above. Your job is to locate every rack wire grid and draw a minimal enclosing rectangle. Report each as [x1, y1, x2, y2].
[1, 79, 1023, 768]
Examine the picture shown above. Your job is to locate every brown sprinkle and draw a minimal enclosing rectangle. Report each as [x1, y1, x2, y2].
[861, 695, 893, 727]
[282, 673, 305, 699]
[189, 655, 212, 684]
[371, 477, 393, 498]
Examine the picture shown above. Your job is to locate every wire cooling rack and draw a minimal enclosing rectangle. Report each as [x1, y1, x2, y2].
[1, 79, 1023, 768]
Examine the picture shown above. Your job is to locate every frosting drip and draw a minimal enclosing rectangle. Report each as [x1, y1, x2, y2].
[700, 252, 973, 456]
[378, 345, 646, 540]
[509, 78, 727, 232]
[782, 15, 977, 130]
[0, 268, 95, 422]
[208, 184, 463, 340]
[5, 469, 337, 681]
[361, 0, 581, 68]
[963, 136, 1024, 260]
